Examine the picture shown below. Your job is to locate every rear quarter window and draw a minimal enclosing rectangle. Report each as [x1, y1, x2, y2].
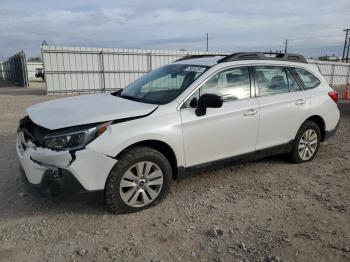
[293, 68, 320, 90]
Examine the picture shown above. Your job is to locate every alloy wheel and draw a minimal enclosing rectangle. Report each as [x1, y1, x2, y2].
[119, 161, 163, 207]
[298, 129, 318, 161]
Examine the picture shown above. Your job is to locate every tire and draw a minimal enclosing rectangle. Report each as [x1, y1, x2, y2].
[105, 146, 172, 213]
[290, 120, 321, 163]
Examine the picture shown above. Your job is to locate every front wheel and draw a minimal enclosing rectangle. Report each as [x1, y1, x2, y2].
[290, 121, 321, 163]
[105, 146, 172, 213]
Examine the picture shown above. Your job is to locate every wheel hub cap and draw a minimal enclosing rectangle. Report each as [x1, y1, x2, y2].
[119, 161, 164, 208]
[138, 179, 146, 187]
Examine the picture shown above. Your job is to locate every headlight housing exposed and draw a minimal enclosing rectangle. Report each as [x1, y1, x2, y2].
[43, 121, 111, 151]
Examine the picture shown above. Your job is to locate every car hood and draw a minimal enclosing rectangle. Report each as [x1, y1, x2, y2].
[27, 93, 158, 130]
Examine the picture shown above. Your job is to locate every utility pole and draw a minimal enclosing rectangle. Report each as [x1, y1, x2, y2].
[284, 39, 288, 53]
[342, 29, 350, 62]
[346, 40, 350, 63]
[206, 32, 209, 52]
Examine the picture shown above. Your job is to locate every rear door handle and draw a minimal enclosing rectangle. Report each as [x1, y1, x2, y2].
[295, 99, 306, 106]
[243, 108, 257, 116]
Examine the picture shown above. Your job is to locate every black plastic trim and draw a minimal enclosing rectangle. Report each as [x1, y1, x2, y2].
[174, 54, 226, 62]
[250, 65, 259, 97]
[176, 140, 294, 178]
[218, 52, 308, 64]
[286, 67, 304, 90]
[20, 167, 87, 198]
[324, 121, 339, 141]
[247, 66, 255, 97]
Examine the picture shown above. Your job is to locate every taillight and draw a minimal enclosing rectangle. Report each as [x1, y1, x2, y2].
[328, 91, 338, 103]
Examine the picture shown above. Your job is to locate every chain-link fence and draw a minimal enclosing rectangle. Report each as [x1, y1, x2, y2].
[0, 51, 29, 87]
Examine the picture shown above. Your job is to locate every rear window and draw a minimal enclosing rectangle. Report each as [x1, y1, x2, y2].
[293, 68, 320, 90]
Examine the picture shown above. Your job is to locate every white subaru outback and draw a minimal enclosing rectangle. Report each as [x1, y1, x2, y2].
[17, 52, 340, 213]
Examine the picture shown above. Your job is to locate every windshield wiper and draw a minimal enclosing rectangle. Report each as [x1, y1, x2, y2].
[114, 91, 159, 104]
[119, 94, 144, 102]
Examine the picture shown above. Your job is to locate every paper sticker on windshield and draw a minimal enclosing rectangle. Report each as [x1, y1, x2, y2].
[184, 66, 206, 73]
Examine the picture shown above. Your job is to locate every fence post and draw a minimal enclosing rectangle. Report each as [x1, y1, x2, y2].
[100, 50, 106, 92]
[147, 52, 152, 72]
[315, 62, 322, 73]
[41, 45, 48, 94]
[330, 63, 336, 87]
[21, 51, 29, 88]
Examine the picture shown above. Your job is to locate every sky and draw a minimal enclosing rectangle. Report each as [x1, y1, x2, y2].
[0, 0, 349, 59]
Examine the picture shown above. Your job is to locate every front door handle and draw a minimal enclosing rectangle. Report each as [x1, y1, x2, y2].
[243, 108, 257, 116]
[295, 99, 306, 106]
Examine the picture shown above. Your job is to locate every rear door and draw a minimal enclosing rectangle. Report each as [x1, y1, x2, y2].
[180, 66, 260, 167]
[254, 65, 311, 150]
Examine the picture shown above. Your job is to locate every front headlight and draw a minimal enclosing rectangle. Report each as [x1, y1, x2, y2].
[43, 121, 111, 151]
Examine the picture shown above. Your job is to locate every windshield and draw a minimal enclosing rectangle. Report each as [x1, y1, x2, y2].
[116, 64, 209, 104]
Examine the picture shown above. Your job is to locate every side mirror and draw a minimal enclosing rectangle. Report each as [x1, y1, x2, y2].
[195, 93, 223, 116]
[189, 97, 198, 108]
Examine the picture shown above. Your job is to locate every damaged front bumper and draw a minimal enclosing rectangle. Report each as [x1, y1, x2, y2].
[16, 131, 117, 197]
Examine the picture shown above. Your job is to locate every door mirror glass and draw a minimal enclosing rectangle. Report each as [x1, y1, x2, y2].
[195, 94, 223, 116]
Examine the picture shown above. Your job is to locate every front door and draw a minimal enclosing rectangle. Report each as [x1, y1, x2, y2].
[180, 66, 260, 167]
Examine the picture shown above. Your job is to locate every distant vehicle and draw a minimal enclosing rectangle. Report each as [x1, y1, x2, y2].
[17, 52, 340, 213]
[35, 68, 44, 80]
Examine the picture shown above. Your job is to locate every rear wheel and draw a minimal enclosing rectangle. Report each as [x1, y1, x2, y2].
[105, 146, 172, 213]
[290, 121, 321, 163]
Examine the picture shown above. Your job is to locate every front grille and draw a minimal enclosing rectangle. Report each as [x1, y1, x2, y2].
[18, 116, 51, 146]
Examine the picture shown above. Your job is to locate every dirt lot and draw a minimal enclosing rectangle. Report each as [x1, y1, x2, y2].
[0, 83, 349, 262]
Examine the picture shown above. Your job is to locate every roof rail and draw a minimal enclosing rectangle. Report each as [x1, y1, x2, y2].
[174, 54, 226, 62]
[217, 52, 308, 64]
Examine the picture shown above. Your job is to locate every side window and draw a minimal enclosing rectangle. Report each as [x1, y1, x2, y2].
[293, 68, 320, 89]
[286, 68, 301, 92]
[255, 66, 289, 96]
[200, 67, 251, 101]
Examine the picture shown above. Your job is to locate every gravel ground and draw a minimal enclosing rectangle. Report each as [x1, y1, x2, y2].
[0, 82, 349, 262]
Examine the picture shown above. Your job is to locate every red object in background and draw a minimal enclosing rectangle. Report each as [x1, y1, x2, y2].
[343, 83, 350, 100]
